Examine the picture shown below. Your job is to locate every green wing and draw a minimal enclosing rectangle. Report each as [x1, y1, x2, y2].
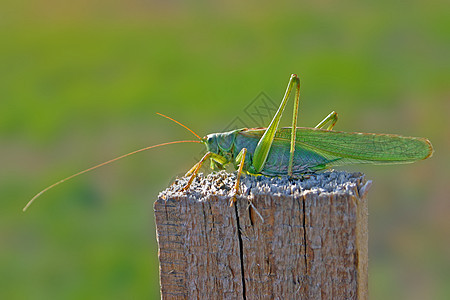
[244, 127, 433, 167]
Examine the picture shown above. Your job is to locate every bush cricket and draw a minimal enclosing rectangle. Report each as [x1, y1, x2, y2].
[24, 74, 433, 210]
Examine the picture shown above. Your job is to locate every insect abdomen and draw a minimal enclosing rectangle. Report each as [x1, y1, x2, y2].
[260, 140, 333, 175]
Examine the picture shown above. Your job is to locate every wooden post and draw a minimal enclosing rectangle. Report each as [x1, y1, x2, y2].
[154, 171, 371, 299]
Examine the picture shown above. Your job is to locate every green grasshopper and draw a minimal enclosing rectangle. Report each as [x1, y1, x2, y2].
[24, 74, 433, 210]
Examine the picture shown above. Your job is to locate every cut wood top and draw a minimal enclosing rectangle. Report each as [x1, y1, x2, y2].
[158, 170, 370, 201]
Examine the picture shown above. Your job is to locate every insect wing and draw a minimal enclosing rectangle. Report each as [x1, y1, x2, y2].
[243, 127, 433, 166]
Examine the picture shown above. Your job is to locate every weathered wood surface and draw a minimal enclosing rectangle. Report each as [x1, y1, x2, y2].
[154, 171, 371, 300]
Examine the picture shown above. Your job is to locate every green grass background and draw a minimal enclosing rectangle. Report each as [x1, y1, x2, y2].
[1, 0, 449, 299]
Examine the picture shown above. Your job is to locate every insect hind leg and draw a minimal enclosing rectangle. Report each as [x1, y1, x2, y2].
[315, 111, 338, 130]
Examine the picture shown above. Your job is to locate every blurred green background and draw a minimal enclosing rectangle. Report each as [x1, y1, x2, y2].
[1, 0, 449, 299]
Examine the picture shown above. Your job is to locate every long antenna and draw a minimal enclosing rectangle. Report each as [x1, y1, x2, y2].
[23, 140, 202, 211]
[156, 113, 203, 140]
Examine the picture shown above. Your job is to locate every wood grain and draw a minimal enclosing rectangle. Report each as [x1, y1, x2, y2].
[155, 171, 371, 299]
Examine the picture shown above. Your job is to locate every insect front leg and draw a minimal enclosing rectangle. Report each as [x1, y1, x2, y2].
[182, 152, 227, 191]
[185, 162, 201, 176]
[315, 111, 338, 130]
[230, 148, 247, 206]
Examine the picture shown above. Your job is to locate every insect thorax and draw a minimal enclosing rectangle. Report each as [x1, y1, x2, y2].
[205, 130, 242, 161]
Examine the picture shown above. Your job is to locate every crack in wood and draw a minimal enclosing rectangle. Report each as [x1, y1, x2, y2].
[301, 194, 309, 294]
[234, 202, 247, 300]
